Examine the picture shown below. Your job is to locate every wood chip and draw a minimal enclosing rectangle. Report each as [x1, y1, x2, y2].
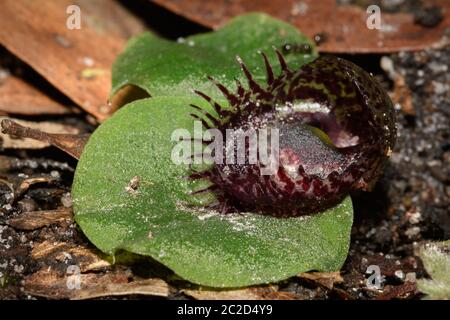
[0, 0, 146, 120]
[7, 209, 73, 230]
[153, 0, 450, 53]
[0, 75, 73, 116]
[1, 118, 89, 159]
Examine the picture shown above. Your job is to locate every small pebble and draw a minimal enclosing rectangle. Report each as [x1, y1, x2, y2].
[20, 234, 27, 244]
[407, 209, 422, 224]
[60, 192, 73, 208]
[405, 227, 421, 239]
[50, 170, 60, 179]
[14, 265, 24, 274]
[394, 270, 405, 280]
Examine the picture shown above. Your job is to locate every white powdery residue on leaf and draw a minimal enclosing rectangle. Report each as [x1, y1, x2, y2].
[224, 215, 257, 233]
[175, 200, 221, 221]
[197, 211, 220, 221]
[98, 202, 131, 213]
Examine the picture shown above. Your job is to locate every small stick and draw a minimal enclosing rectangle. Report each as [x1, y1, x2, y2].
[1, 119, 90, 159]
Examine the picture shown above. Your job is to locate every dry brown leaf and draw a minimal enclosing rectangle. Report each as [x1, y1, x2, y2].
[183, 288, 264, 300]
[26, 241, 169, 299]
[14, 176, 59, 198]
[375, 282, 417, 300]
[0, 75, 73, 116]
[31, 240, 111, 273]
[184, 285, 298, 300]
[24, 268, 169, 300]
[24, 268, 118, 299]
[1, 118, 89, 159]
[7, 209, 73, 231]
[153, 0, 450, 53]
[0, 0, 146, 120]
[298, 271, 344, 290]
[72, 278, 170, 300]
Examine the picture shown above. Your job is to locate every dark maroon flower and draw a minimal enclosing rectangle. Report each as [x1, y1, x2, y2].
[190, 52, 396, 217]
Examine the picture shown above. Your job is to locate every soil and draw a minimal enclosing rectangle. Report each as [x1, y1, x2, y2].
[0, 1, 449, 300]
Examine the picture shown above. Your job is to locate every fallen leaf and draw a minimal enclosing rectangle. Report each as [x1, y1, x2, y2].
[0, 75, 73, 116]
[72, 278, 170, 300]
[183, 285, 298, 300]
[298, 271, 344, 290]
[1, 118, 89, 159]
[23, 268, 168, 299]
[153, 0, 450, 53]
[23, 265, 169, 300]
[0, 0, 146, 120]
[375, 282, 417, 300]
[7, 209, 73, 231]
[31, 240, 111, 272]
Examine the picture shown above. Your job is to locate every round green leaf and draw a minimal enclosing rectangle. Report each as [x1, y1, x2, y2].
[73, 13, 354, 287]
[73, 97, 353, 287]
[111, 13, 317, 99]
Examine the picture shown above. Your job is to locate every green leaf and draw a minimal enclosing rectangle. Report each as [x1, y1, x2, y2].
[73, 13, 354, 288]
[73, 97, 353, 287]
[111, 13, 317, 99]
[417, 241, 450, 300]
